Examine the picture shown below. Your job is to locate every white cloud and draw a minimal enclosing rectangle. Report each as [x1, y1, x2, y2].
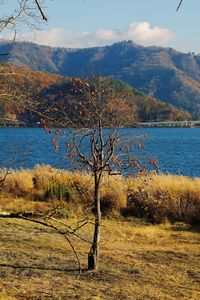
[3, 22, 174, 48]
[124, 22, 174, 45]
[17, 28, 72, 48]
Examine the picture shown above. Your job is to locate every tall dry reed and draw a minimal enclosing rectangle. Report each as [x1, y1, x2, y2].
[1, 167, 200, 224]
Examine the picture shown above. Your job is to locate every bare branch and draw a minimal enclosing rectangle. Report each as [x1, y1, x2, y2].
[177, 0, 183, 11]
[34, 0, 48, 21]
[0, 212, 85, 273]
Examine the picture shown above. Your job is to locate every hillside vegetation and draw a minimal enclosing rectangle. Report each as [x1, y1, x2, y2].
[1, 41, 200, 117]
[0, 65, 190, 126]
[0, 65, 61, 125]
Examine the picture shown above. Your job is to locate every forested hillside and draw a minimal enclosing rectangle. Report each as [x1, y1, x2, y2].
[0, 65, 190, 126]
[0, 41, 200, 117]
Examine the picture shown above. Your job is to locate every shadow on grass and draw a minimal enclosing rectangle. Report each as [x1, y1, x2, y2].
[0, 263, 81, 273]
[170, 224, 200, 233]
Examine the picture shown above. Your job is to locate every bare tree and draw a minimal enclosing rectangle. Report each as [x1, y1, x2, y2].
[41, 77, 148, 270]
[0, 0, 49, 123]
[0, 1, 157, 273]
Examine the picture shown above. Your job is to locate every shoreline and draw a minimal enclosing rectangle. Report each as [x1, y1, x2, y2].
[0, 124, 200, 129]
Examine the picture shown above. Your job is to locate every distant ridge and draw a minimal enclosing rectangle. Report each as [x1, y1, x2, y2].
[1, 40, 200, 117]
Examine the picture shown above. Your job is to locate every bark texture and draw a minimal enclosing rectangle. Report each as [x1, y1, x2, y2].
[88, 172, 101, 270]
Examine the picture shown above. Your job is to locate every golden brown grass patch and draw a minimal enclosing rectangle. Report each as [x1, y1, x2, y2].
[1, 167, 200, 224]
[126, 174, 200, 225]
[0, 217, 200, 299]
[0, 165, 127, 216]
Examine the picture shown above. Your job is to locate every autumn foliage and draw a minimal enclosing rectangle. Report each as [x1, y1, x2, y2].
[0, 65, 191, 127]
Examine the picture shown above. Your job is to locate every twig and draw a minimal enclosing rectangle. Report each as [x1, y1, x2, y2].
[34, 0, 48, 21]
[177, 0, 183, 11]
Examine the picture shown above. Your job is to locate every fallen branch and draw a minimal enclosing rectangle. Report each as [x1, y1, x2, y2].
[0, 210, 92, 273]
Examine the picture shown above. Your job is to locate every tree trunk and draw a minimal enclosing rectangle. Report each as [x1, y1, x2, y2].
[88, 172, 101, 271]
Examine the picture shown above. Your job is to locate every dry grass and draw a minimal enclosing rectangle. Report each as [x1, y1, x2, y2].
[1, 168, 200, 299]
[0, 217, 200, 299]
[0, 165, 127, 217]
[1, 166, 200, 224]
[127, 174, 200, 225]
[1, 165, 92, 201]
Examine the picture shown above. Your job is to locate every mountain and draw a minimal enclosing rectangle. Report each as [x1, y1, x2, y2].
[0, 65, 61, 125]
[0, 65, 190, 126]
[0, 41, 200, 118]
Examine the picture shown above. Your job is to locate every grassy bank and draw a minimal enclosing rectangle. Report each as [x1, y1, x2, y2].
[1, 166, 200, 299]
[0, 217, 200, 299]
[1, 165, 200, 225]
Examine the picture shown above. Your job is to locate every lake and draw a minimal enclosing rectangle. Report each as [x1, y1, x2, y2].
[0, 127, 200, 177]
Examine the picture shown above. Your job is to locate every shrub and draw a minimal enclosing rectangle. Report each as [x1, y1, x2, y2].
[126, 174, 200, 225]
[44, 183, 76, 201]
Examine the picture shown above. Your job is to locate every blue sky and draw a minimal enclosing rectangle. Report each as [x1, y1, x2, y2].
[2, 0, 200, 53]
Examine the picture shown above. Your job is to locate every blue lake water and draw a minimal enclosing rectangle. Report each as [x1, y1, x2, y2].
[0, 127, 200, 177]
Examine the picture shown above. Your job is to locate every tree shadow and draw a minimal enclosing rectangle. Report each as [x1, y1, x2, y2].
[170, 224, 200, 233]
[0, 263, 81, 273]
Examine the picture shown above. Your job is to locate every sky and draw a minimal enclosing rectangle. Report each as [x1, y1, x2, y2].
[2, 0, 200, 53]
